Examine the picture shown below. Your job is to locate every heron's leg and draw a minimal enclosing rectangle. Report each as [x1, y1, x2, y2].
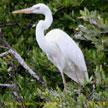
[61, 72, 67, 90]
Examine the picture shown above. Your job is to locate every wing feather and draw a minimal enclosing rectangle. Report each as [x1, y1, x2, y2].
[46, 29, 89, 81]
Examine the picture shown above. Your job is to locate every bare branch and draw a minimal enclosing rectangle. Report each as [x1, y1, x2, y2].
[0, 29, 11, 49]
[0, 46, 8, 49]
[9, 49, 40, 81]
[0, 83, 25, 108]
[12, 84, 25, 107]
[0, 23, 17, 27]
[0, 48, 42, 82]
[0, 50, 10, 57]
[0, 22, 33, 28]
[0, 83, 14, 87]
[0, 28, 44, 84]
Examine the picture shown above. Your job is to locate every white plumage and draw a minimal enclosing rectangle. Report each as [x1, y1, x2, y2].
[12, 3, 89, 89]
[46, 29, 89, 85]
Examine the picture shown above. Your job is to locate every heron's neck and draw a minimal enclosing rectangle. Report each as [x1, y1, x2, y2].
[36, 9, 53, 52]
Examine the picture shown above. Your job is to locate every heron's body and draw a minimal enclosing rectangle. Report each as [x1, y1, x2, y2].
[12, 3, 89, 89]
[45, 29, 88, 85]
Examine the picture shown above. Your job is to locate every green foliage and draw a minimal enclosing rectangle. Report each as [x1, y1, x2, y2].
[0, 0, 108, 108]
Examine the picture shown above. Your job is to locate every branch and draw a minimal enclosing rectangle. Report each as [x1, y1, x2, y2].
[9, 49, 40, 80]
[0, 83, 14, 87]
[0, 28, 44, 84]
[0, 23, 17, 27]
[0, 29, 11, 49]
[10, 59, 25, 108]
[0, 99, 6, 108]
[0, 22, 32, 28]
[0, 83, 25, 108]
[0, 46, 8, 49]
[0, 49, 42, 82]
[0, 50, 10, 57]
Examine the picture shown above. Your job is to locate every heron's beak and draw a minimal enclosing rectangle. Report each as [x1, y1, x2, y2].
[12, 7, 33, 14]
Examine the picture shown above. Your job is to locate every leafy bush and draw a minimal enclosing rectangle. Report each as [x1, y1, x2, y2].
[0, 0, 108, 108]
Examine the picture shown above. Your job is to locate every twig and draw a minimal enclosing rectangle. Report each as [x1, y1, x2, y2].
[0, 50, 10, 57]
[0, 46, 8, 49]
[0, 99, 6, 108]
[57, 6, 65, 12]
[0, 83, 14, 87]
[0, 23, 17, 27]
[0, 29, 11, 49]
[0, 22, 33, 28]
[11, 59, 25, 108]
[0, 83, 25, 108]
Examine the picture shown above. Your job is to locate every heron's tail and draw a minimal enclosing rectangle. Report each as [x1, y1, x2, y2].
[64, 67, 89, 85]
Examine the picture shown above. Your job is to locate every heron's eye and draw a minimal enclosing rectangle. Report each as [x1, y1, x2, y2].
[36, 7, 40, 9]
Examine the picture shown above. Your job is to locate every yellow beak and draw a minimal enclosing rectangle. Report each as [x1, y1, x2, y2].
[12, 8, 33, 14]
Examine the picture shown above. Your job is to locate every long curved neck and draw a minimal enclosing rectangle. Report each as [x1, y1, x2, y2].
[36, 8, 53, 52]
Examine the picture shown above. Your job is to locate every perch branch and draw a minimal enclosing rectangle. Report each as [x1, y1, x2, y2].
[9, 49, 40, 80]
[0, 28, 44, 84]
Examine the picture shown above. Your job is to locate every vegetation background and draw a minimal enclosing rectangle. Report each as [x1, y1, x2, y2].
[0, 0, 108, 108]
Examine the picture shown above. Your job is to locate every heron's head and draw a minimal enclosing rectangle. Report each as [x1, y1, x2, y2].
[12, 3, 49, 15]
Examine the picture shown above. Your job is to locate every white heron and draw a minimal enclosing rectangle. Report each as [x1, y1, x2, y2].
[12, 3, 89, 89]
